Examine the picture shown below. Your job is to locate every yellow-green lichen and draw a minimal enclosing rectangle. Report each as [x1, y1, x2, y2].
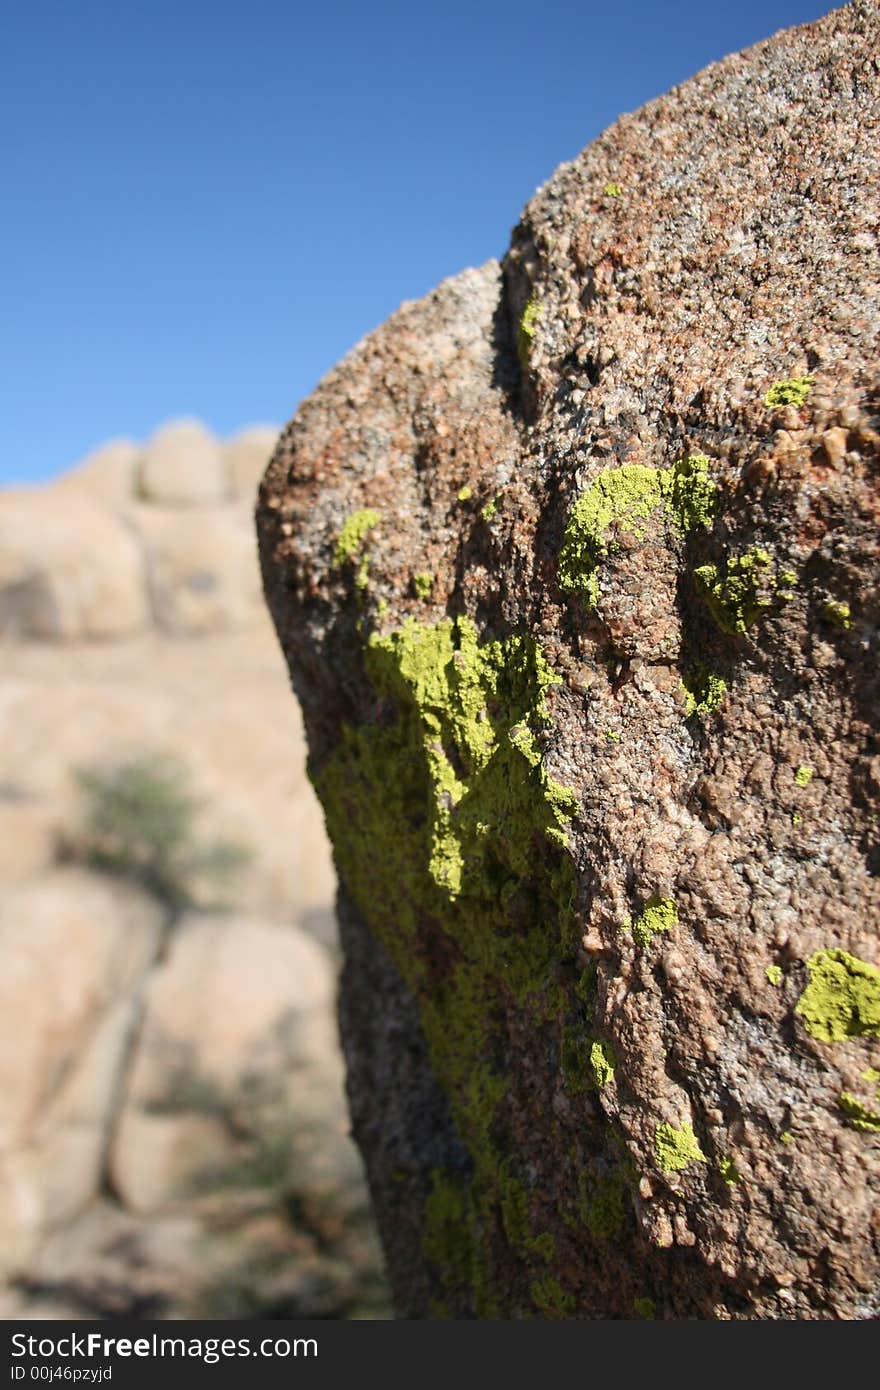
[839, 1089, 880, 1133]
[718, 1156, 741, 1185]
[481, 498, 499, 522]
[377, 619, 571, 894]
[794, 765, 813, 788]
[792, 813, 803, 826]
[795, 949, 880, 1042]
[694, 549, 785, 634]
[603, 181, 622, 197]
[781, 1130, 793, 1145]
[413, 571, 434, 599]
[778, 569, 798, 601]
[655, 1122, 707, 1173]
[604, 728, 621, 743]
[629, 894, 678, 949]
[333, 508, 380, 566]
[633, 1296, 656, 1319]
[313, 614, 583, 1310]
[518, 293, 542, 368]
[668, 454, 719, 533]
[681, 664, 727, 716]
[589, 1039, 615, 1089]
[823, 601, 852, 630]
[766, 964, 783, 987]
[841, 1069, 880, 1133]
[559, 455, 718, 609]
[764, 377, 813, 409]
[457, 485, 473, 502]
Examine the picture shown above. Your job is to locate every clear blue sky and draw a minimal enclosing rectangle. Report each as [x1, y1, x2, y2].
[2, 0, 830, 484]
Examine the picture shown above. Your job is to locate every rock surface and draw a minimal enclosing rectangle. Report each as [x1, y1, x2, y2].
[258, 2, 880, 1318]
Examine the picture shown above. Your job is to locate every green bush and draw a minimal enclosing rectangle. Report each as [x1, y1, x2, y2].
[66, 752, 251, 908]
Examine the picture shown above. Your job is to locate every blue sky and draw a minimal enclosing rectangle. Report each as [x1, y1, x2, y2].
[2, 0, 829, 485]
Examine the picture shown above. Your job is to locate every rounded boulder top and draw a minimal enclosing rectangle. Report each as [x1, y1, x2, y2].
[137, 418, 231, 507]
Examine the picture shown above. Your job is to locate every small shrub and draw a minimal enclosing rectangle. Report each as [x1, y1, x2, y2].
[65, 752, 251, 908]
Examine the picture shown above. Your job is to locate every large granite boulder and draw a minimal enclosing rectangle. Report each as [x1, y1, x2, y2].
[257, 2, 880, 1318]
[131, 504, 264, 633]
[0, 871, 162, 1277]
[110, 912, 356, 1214]
[0, 490, 150, 641]
[0, 420, 283, 643]
[136, 420, 230, 507]
[224, 426, 280, 509]
[55, 438, 139, 508]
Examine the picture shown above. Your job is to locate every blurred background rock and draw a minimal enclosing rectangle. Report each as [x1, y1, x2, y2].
[0, 422, 390, 1319]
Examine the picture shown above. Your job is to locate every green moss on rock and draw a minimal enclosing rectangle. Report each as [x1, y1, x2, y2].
[499, 1176, 555, 1261]
[795, 949, 880, 1042]
[584, 1173, 626, 1239]
[559, 455, 718, 609]
[530, 1275, 575, 1316]
[423, 1169, 475, 1295]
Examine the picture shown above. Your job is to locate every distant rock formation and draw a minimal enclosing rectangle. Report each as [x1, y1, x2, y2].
[0, 420, 277, 640]
[0, 422, 385, 1318]
[258, 2, 880, 1318]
